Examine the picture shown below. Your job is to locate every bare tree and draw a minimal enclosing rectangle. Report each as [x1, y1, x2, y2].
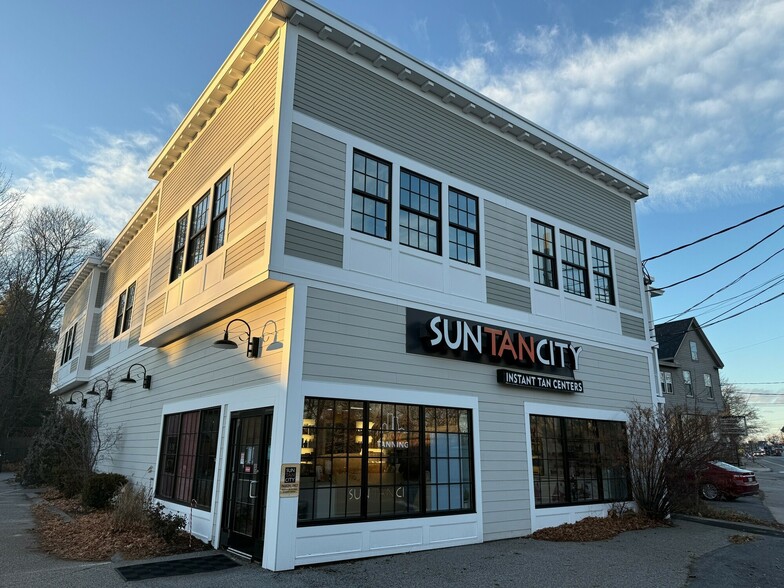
[721, 378, 763, 438]
[0, 165, 24, 261]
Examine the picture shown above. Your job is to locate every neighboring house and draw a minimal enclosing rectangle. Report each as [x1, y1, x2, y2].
[655, 317, 725, 412]
[50, 0, 657, 571]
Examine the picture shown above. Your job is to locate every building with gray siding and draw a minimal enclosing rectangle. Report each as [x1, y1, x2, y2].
[50, 0, 657, 571]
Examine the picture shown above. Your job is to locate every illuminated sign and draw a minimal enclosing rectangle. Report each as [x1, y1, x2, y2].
[406, 308, 583, 379]
[497, 369, 584, 392]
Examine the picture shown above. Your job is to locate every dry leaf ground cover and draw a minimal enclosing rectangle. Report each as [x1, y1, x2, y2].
[528, 513, 666, 542]
[32, 489, 209, 561]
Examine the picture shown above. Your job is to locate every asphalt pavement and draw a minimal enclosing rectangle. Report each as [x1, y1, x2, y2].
[2, 470, 783, 588]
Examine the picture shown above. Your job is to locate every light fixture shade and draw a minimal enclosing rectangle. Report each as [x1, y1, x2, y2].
[119, 375, 136, 384]
[65, 398, 76, 405]
[213, 335, 238, 350]
[86, 387, 100, 396]
[266, 337, 283, 351]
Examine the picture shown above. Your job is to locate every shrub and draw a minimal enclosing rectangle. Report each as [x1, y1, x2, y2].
[52, 465, 87, 498]
[112, 482, 150, 531]
[82, 472, 128, 509]
[147, 502, 186, 543]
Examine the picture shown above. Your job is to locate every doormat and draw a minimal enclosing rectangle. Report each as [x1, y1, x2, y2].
[115, 553, 241, 582]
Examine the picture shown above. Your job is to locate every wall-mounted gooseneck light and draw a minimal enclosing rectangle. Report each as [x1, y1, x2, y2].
[65, 391, 87, 409]
[120, 363, 152, 389]
[213, 318, 283, 358]
[87, 378, 113, 401]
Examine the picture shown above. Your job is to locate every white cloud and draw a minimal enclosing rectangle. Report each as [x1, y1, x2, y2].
[18, 130, 160, 238]
[442, 0, 784, 209]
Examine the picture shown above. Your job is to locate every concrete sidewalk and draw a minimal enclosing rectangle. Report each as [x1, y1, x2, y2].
[0, 471, 779, 588]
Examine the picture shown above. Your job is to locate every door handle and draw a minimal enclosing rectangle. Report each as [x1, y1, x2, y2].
[249, 480, 257, 499]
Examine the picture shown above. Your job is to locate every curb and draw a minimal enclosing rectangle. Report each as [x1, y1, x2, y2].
[672, 513, 784, 538]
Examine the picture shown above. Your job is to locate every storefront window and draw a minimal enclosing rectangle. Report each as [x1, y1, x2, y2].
[298, 397, 474, 524]
[530, 414, 630, 507]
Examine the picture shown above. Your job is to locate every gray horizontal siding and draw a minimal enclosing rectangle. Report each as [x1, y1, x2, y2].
[95, 272, 107, 307]
[63, 277, 91, 327]
[615, 251, 643, 313]
[486, 277, 532, 313]
[303, 288, 652, 540]
[289, 124, 346, 226]
[285, 221, 343, 267]
[89, 346, 111, 369]
[484, 202, 528, 280]
[294, 37, 636, 248]
[144, 293, 166, 326]
[620, 313, 646, 340]
[225, 223, 265, 278]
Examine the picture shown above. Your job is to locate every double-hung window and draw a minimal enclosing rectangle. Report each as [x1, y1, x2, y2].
[186, 193, 209, 271]
[170, 171, 231, 282]
[591, 243, 615, 305]
[704, 373, 714, 399]
[60, 323, 77, 366]
[448, 188, 479, 266]
[532, 220, 557, 288]
[114, 282, 136, 337]
[351, 151, 391, 239]
[400, 169, 440, 254]
[208, 173, 230, 254]
[690, 341, 698, 361]
[660, 371, 673, 394]
[683, 370, 693, 397]
[156, 407, 221, 510]
[560, 231, 589, 297]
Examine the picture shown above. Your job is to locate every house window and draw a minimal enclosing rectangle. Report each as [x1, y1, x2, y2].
[351, 151, 391, 239]
[684, 370, 693, 397]
[208, 173, 230, 254]
[170, 213, 188, 282]
[690, 341, 698, 361]
[661, 372, 673, 394]
[60, 323, 77, 366]
[156, 407, 221, 510]
[448, 188, 479, 266]
[591, 243, 615, 305]
[704, 373, 714, 399]
[298, 397, 475, 524]
[530, 415, 630, 507]
[400, 169, 440, 254]
[560, 231, 589, 297]
[532, 220, 557, 288]
[114, 282, 136, 337]
[186, 193, 209, 271]
[170, 171, 232, 282]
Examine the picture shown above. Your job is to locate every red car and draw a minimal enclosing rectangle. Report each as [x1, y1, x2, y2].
[699, 461, 759, 501]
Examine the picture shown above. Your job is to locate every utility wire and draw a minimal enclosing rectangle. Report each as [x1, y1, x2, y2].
[700, 276, 784, 325]
[652, 223, 784, 291]
[701, 291, 784, 328]
[643, 202, 784, 263]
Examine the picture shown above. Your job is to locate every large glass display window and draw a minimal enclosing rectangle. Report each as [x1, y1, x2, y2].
[530, 414, 630, 507]
[298, 397, 474, 525]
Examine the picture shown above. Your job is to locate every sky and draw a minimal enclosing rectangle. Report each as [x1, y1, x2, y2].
[1, 0, 782, 437]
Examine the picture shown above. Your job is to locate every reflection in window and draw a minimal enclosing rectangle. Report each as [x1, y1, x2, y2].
[399, 169, 440, 254]
[591, 242, 615, 305]
[532, 220, 557, 288]
[530, 414, 630, 507]
[684, 370, 693, 397]
[351, 151, 391, 239]
[560, 231, 589, 297]
[448, 188, 479, 266]
[297, 397, 474, 524]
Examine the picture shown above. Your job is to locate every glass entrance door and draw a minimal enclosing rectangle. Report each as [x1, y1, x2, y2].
[220, 408, 273, 560]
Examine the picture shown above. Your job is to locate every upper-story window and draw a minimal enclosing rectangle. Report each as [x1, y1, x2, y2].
[448, 188, 479, 266]
[532, 220, 557, 289]
[208, 173, 230, 254]
[660, 371, 673, 394]
[170, 171, 232, 282]
[560, 231, 589, 297]
[114, 282, 136, 338]
[351, 151, 391, 239]
[704, 373, 714, 399]
[400, 169, 440, 254]
[683, 370, 693, 397]
[690, 341, 698, 361]
[60, 323, 77, 366]
[591, 243, 615, 305]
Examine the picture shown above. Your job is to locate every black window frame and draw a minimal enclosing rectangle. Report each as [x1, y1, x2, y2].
[186, 192, 210, 271]
[448, 188, 479, 266]
[297, 397, 475, 526]
[208, 172, 230, 255]
[351, 150, 392, 240]
[530, 414, 631, 508]
[399, 168, 441, 255]
[560, 230, 589, 298]
[591, 242, 615, 305]
[155, 407, 221, 511]
[170, 213, 189, 282]
[113, 282, 136, 338]
[60, 323, 77, 366]
[532, 220, 557, 289]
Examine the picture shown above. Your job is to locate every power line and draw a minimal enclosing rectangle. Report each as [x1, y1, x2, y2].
[700, 276, 784, 324]
[701, 291, 784, 328]
[728, 382, 784, 385]
[652, 223, 784, 290]
[643, 202, 784, 263]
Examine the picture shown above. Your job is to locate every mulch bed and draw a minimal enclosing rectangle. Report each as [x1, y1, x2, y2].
[528, 513, 666, 542]
[32, 489, 210, 561]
